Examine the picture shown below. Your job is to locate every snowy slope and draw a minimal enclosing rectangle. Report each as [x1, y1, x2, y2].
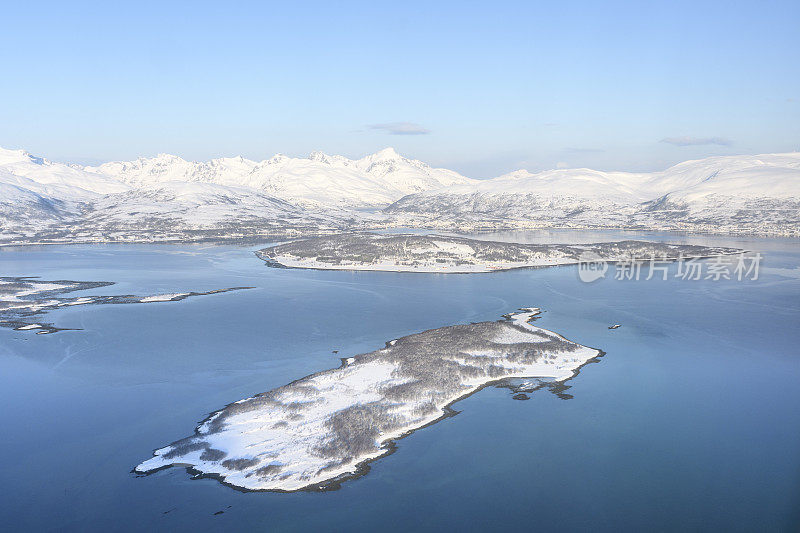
[386, 153, 800, 235]
[0, 178, 68, 223]
[445, 167, 652, 200]
[0, 148, 131, 225]
[644, 153, 800, 198]
[0, 147, 129, 199]
[84, 181, 345, 229]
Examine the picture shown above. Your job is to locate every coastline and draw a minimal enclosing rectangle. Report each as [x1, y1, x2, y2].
[2, 221, 799, 249]
[0, 276, 253, 334]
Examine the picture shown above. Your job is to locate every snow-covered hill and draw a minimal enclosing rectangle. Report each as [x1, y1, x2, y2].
[386, 153, 800, 236]
[0, 146, 798, 244]
[0, 148, 129, 197]
[0, 147, 130, 226]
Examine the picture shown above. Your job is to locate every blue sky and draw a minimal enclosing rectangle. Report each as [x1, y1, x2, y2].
[1, 0, 798, 176]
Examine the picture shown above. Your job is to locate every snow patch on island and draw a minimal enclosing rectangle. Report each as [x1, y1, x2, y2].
[140, 293, 190, 303]
[135, 308, 601, 492]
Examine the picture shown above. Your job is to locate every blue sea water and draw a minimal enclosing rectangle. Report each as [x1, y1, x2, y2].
[0, 231, 799, 532]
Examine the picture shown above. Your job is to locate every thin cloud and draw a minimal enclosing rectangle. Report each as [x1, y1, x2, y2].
[368, 122, 430, 135]
[660, 136, 732, 147]
[565, 147, 604, 153]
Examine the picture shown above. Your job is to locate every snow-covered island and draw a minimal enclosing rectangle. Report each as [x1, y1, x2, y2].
[256, 233, 742, 273]
[136, 308, 601, 491]
[0, 277, 251, 334]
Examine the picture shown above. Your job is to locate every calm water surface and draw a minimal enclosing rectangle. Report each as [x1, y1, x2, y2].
[1, 231, 799, 532]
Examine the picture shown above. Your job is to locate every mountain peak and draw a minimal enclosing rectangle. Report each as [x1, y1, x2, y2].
[266, 153, 288, 164]
[370, 147, 402, 161]
[502, 169, 534, 180]
[308, 151, 333, 163]
[151, 153, 187, 163]
[0, 147, 45, 166]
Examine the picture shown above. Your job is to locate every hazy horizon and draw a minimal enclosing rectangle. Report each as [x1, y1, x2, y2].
[3, 142, 800, 180]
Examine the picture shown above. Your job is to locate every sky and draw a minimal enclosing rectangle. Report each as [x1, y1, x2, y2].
[1, 0, 798, 177]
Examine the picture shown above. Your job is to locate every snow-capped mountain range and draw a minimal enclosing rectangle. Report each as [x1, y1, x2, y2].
[386, 153, 800, 235]
[0, 146, 470, 243]
[87, 147, 473, 208]
[0, 146, 798, 244]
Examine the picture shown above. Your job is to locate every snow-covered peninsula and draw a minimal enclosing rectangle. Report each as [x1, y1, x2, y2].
[256, 233, 742, 273]
[0, 277, 250, 334]
[135, 308, 601, 491]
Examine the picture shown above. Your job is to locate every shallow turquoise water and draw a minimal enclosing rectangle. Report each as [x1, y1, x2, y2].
[1, 232, 799, 531]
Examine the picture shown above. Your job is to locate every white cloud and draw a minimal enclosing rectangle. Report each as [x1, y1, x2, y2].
[660, 136, 732, 147]
[368, 122, 430, 135]
[566, 147, 604, 153]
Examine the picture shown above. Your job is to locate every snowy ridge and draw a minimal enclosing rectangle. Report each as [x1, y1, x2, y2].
[88, 146, 473, 208]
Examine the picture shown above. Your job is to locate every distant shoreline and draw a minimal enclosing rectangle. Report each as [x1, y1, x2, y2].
[256, 233, 745, 274]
